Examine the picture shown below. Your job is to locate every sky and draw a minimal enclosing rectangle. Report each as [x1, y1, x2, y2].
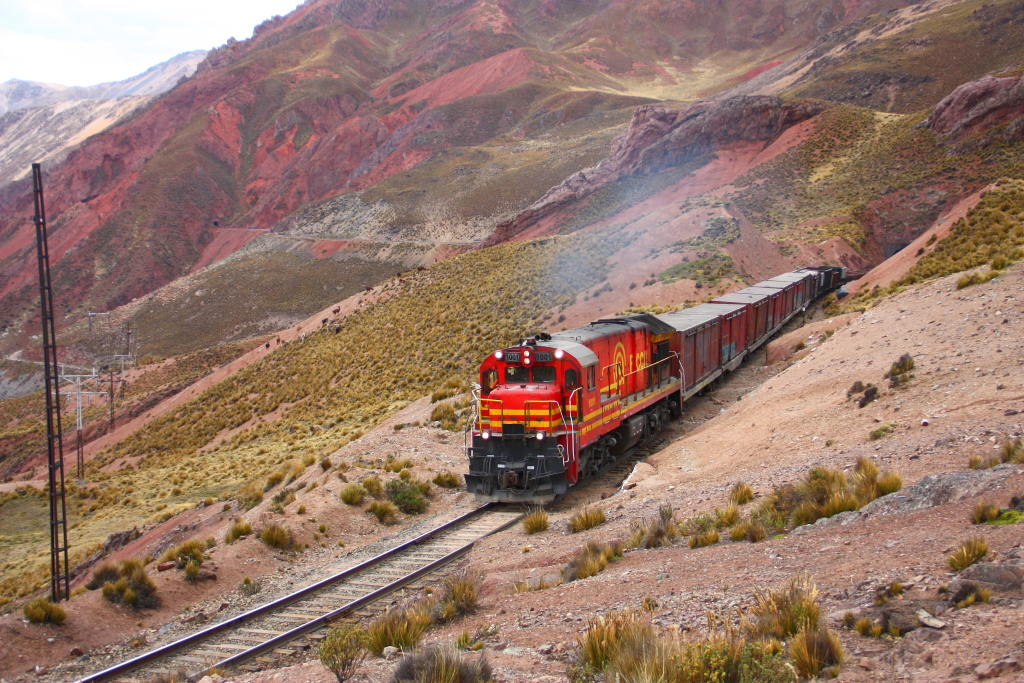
[0, 0, 304, 86]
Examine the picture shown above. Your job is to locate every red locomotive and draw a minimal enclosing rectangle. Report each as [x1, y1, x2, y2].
[464, 266, 845, 503]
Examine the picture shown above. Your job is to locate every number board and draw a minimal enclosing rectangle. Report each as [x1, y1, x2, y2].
[536, 352, 553, 362]
[505, 352, 521, 362]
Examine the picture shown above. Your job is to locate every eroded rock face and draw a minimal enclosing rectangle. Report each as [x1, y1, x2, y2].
[486, 97, 829, 244]
[921, 74, 1024, 141]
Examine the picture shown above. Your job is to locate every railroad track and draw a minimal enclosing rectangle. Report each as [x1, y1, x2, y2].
[77, 504, 523, 683]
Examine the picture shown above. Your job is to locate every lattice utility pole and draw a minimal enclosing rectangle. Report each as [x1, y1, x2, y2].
[32, 162, 70, 603]
[62, 371, 106, 482]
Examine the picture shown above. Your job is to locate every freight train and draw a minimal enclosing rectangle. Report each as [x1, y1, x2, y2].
[464, 266, 845, 503]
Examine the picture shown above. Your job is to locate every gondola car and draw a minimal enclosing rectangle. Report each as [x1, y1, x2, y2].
[464, 266, 845, 503]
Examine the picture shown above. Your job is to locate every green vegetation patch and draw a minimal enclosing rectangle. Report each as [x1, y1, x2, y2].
[659, 252, 740, 285]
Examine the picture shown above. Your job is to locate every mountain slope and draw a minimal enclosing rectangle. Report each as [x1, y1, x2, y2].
[0, 0, 927, 357]
[0, 51, 207, 115]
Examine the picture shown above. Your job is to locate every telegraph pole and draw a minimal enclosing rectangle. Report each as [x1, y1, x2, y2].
[32, 163, 70, 603]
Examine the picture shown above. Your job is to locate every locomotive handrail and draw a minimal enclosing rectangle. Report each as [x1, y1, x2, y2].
[477, 397, 503, 430]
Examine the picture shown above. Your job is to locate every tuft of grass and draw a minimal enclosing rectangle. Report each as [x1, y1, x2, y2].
[361, 476, 383, 498]
[715, 503, 740, 528]
[23, 597, 67, 624]
[629, 505, 677, 549]
[368, 500, 398, 525]
[790, 627, 845, 679]
[431, 569, 484, 624]
[184, 560, 202, 582]
[384, 456, 414, 473]
[730, 522, 750, 542]
[392, 645, 492, 683]
[260, 522, 293, 550]
[742, 573, 821, 642]
[225, 517, 253, 544]
[1000, 438, 1024, 464]
[367, 604, 432, 655]
[730, 482, 755, 505]
[240, 577, 262, 596]
[319, 623, 368, 683]
[522, 507, 549, 534]
[854, 617, 871, 636]
[948, 536, 988, 571]
[432, 471, 461, 488]
[972, 500, 1001, 524]
[340, 484, 367, 506]
[562, 541, 623, 583]
[689, 529, 721, 548]
[160, 539, 205, 568]
[876, 471, 903, 496]
[569, 507, 606, 533]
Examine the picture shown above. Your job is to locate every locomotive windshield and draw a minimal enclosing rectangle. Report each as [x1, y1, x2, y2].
[504, 366, 557, 383]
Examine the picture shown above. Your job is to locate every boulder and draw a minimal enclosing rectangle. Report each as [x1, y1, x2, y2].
[975, 657, 1020, 679]
[880, 602, 919, 635]
[960, 562, 1024, 592]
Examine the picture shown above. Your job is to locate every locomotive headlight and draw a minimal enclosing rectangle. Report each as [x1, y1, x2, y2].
[481, 430, 491, 440]
[494, 350, 504, 360]
[554, 349, 565, 359]
[536, 431, 546, 441]
[524, 349, 531, 357]
[523, 356, 532, 366]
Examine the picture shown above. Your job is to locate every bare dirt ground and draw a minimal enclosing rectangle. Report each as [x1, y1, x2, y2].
[4, 264, 1024, 683]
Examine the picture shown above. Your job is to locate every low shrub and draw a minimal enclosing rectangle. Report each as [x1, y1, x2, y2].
[368, 500, 399, 525]
[366, 604, 432, 655]
[240, 577, 262, 596]
[184, 560, 202, 582]
[319, 623, 368, 683]
[392, 645, 492, 683]
[260, 523, 293, 550]
[522, 507, 548, 534]
[386, 479, 428, 514]
[948, 536, 988, 571]
[340, 484, 367, 506]
[100, 558, 159, 608]
[23, 598, 67, 624]
[225, 517, 253, 544]
[85, 562, 120, 590]
[569, 507, 606, 533]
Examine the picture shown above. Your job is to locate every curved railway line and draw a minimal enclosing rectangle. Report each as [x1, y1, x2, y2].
[76, 505, 523, 683]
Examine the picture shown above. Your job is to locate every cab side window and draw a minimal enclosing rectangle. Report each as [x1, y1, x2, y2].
[565, 368, 579, 388]
[586, 366, 597, 390]
[483, 368, 498, 390]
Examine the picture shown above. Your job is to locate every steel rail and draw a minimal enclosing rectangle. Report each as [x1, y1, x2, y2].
[76, 503, 505, 683]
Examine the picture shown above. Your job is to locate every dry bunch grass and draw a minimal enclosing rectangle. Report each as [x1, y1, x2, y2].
[569, 507, 606, 533]
[367, 604, 432, 655]
[948, 536, 988, 571]
[522, 508, 549, 534]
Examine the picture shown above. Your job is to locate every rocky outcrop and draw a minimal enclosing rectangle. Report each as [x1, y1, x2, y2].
[485, 97, 829, 245]
[921, 74, 1024, 141]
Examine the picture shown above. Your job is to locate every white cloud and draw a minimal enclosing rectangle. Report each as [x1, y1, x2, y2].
[0, 0, 302, 86]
